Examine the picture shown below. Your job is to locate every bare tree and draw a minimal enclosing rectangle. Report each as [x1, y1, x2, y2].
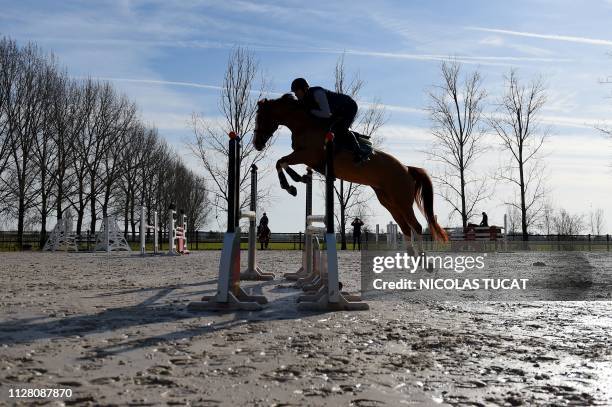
[50, 75, 85, 220]
[32, 59, 61, 248]
[589, 208, 604, 235]
[99, 95, 137, 221]
[490, 69, 548, 241]
[427, 60, 489, 228]
[553, 209, 585, 235]
[190, 47, 268, 228]
[70, 79, 99, 235]
[333, 54, 387, 249]
[506, 205, 521, 235]
[1, 41, 46, 248]
[541, 201, 554, 235]
[0, 37, 20, 217]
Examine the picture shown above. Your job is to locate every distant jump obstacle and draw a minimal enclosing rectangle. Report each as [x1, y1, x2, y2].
[188, 132, 271, 311]
[168, 206, 189, 255]
[43, 213, 78, 252]
[386, 221, 399, 249]
[95, 216, 132, 252]
[239, 164, 275, 281]
[139, 206, 158, 255]
[449, 214, 508, 251]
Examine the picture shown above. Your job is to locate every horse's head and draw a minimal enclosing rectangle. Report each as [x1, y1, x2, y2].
[254, 94, 300, 151]
[253, 98, 279, 151]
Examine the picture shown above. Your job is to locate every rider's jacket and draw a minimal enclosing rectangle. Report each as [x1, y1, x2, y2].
[305, 86, 353, 118]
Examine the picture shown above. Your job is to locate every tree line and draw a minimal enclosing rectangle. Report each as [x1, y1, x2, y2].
[0, 37, 209, 248]
[427, 61, 606, 240]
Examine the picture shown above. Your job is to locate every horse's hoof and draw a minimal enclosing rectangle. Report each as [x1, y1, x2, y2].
[288, 186, 297, 196]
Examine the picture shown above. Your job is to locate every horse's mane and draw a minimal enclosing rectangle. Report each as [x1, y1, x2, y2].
[257, 93, 308, 126]
[281, 92, 297, 101]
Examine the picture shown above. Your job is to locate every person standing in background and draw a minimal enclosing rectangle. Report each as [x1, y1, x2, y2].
[351, 217, 364, 250]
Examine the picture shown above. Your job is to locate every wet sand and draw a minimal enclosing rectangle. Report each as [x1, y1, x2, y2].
[1, 251, 611, 406]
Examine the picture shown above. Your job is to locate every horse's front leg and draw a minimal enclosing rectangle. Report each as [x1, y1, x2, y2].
[276, 151, 310, 196]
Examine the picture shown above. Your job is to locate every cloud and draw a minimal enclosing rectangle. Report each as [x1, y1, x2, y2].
[334, 49, 570, 65]
[80, 77, 225, 91]
[467, 27, 612, 47]
[540, 114, 612, 130]
[478, 35, 555, 57]
[50, 37, 572, 67]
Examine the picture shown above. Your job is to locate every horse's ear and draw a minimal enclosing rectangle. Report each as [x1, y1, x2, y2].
[258, 99, 266, 106]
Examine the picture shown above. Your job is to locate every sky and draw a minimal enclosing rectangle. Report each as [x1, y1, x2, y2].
[1, 0, 611, 233]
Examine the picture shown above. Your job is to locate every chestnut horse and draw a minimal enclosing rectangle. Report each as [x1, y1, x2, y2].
[253, 94, 448, 248]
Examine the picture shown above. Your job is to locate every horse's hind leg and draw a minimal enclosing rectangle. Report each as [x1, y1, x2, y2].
[373, 188, 419, 256]
[388, 179, 426, 255]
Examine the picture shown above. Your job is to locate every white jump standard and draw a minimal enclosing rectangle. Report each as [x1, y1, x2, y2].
[139, 206, 158, 255]
[295, 132, 369, 311]
[284, 168, 315, 282]
[188, 132, 268, 311]
[239, 164, 275, 281]
[284, 168, 325, 292]
[168, 206, 188, 255]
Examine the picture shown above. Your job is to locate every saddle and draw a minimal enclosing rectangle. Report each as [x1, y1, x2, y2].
[336, 129, 374, 160]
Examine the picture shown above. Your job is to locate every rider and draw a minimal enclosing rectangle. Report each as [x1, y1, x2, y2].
[291, 78, 369, 163]
[479, 212, 488, 227]
[260, 212, 269, 227]
[257, 213, 270, 250]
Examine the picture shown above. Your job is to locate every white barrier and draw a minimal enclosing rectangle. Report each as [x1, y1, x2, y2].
[43, 213, 78, 252]
[95, 216, 131, 252]
[139, 206, 158, 256]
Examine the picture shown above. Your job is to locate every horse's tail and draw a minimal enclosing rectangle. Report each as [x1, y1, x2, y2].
[407, 166, 448, 242]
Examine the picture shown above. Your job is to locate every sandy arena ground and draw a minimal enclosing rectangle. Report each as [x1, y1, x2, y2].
[1, 250, 611, 406]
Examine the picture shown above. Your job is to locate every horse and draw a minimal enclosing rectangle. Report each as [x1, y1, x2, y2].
[257, 223, 271, 250]
[253, 94, 448, 252]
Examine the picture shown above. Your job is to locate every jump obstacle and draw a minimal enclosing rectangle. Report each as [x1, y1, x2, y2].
[43, 213, 78, 252]
[139, 206, 158, 255]
[284, 168, 316, 282]
[95, 216, 131, 252]
[188, 131, 367, 311]
[239, 164, 275, 281]
[187, 132, 270, 311]
[282, 156, 369, 311]
[168, 206, 188, 255]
